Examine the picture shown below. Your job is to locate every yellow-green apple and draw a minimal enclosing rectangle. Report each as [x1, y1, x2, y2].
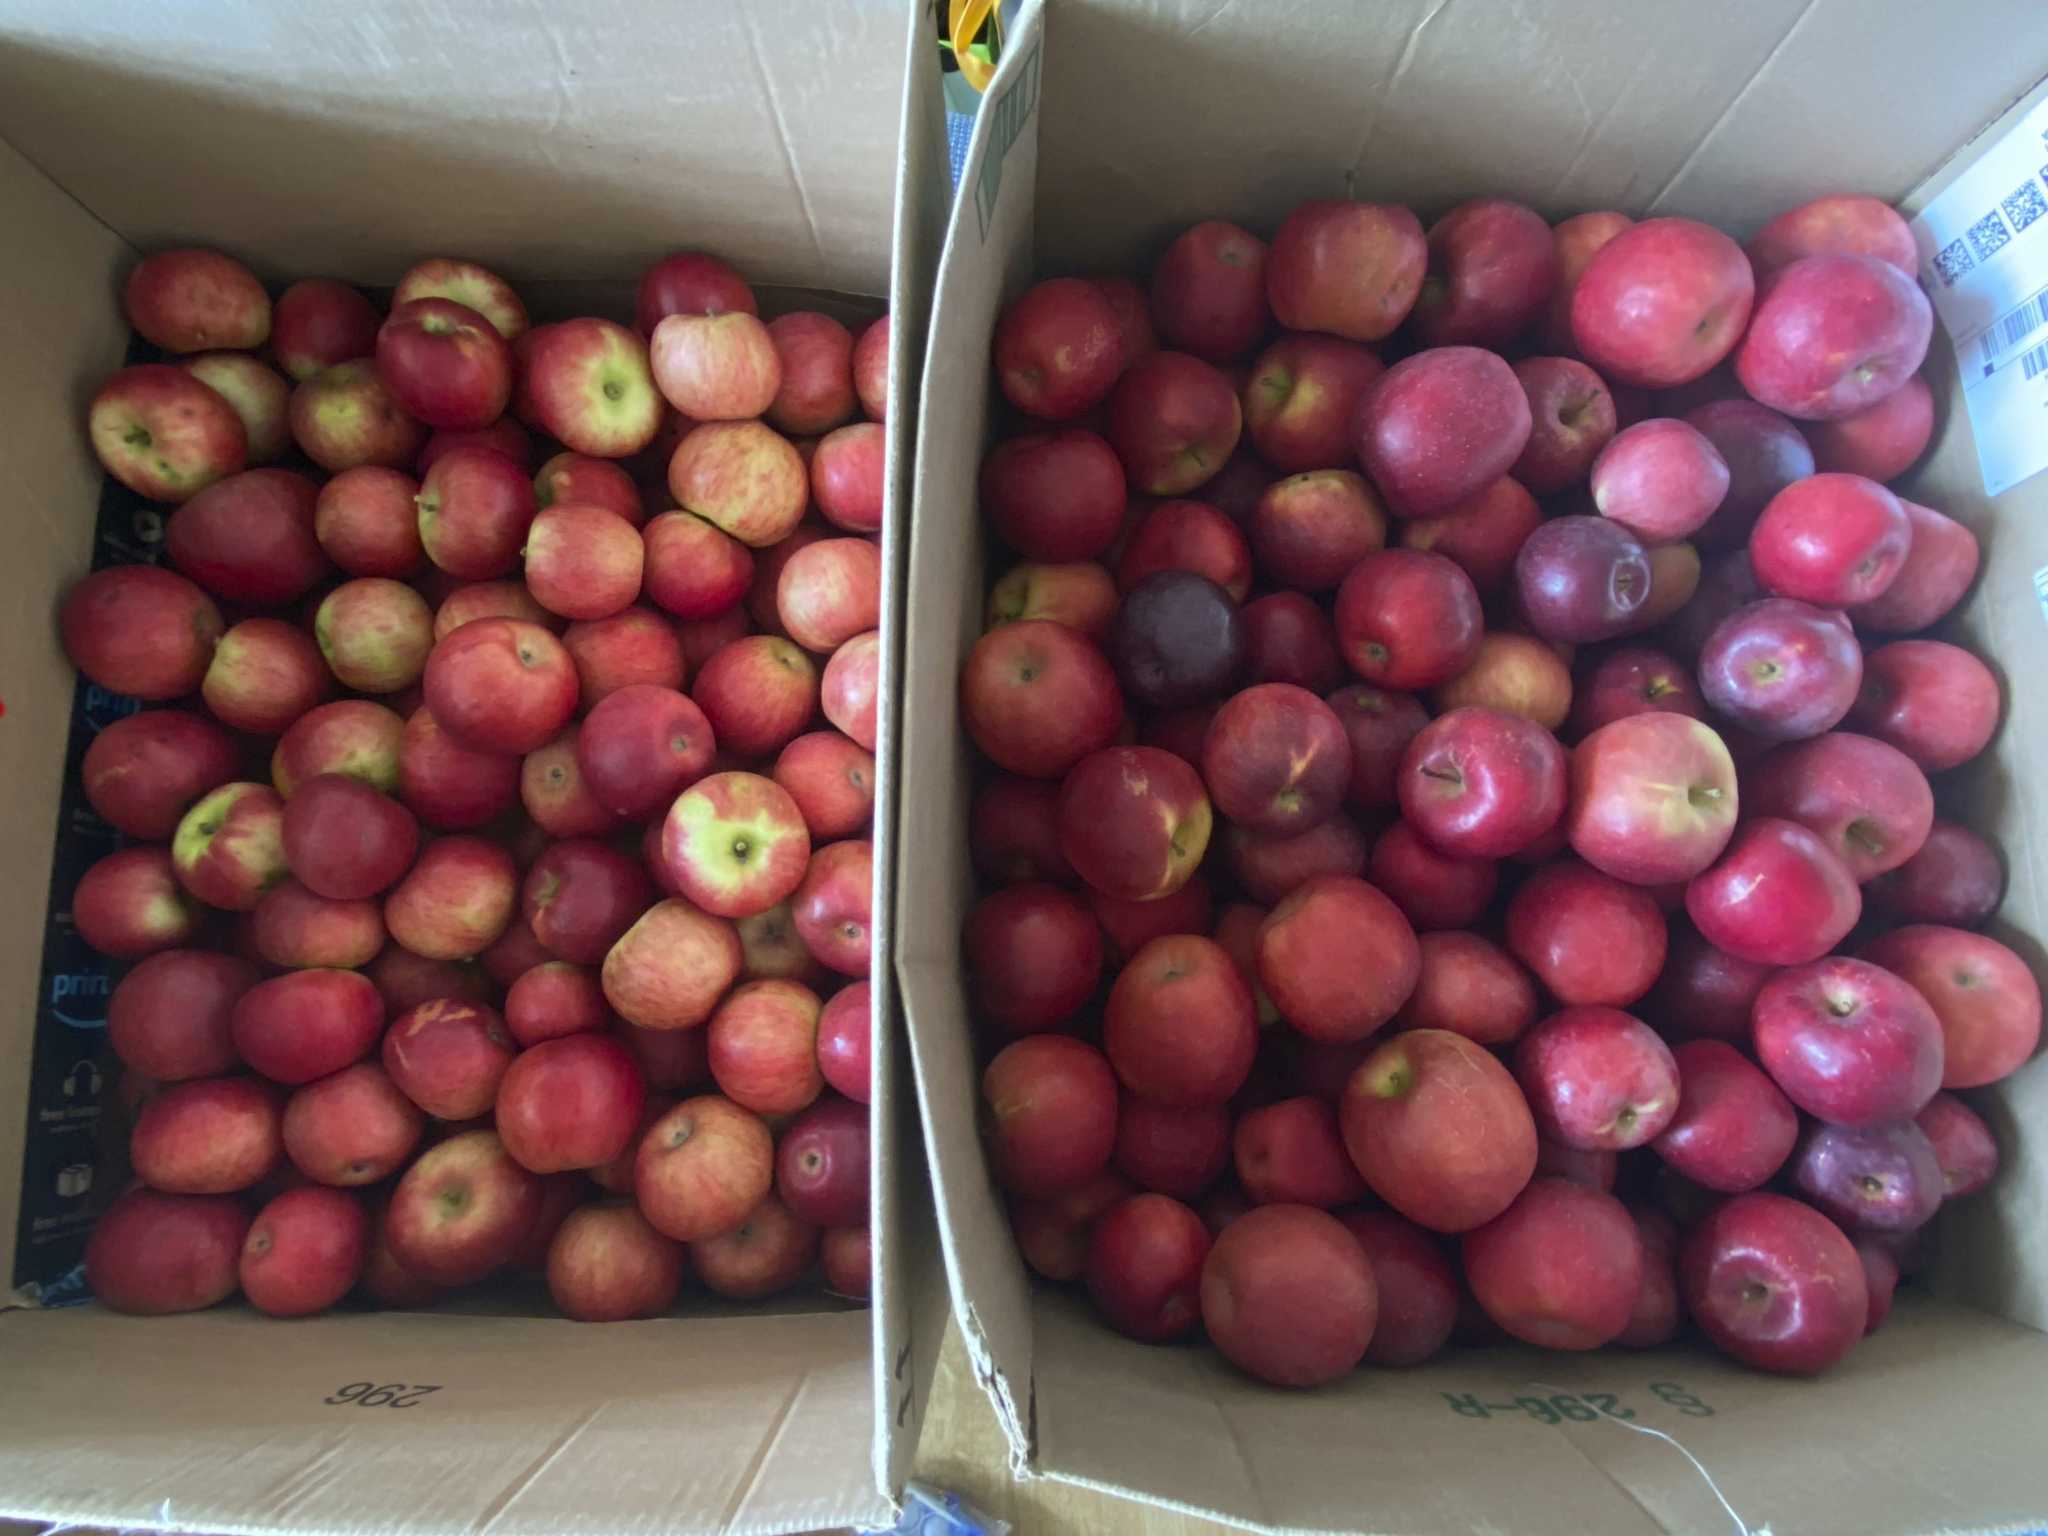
[290, 359, 425, 472]
[180, 352, 289, 462]
[392, 257, 529, 340]
[662, 771, 811, 918]
[986, 560, 1118, 640]
[667, 419, 808, 546]
[518, 318, 660, 458]
[315, 578, 432, 694]
[173, 781, 287, 911]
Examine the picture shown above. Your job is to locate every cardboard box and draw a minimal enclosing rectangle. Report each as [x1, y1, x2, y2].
[900, 1, 2048, 1529]
[0, 3, 950, 1531]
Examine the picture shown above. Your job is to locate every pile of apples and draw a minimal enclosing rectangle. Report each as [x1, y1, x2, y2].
[963, 193, 2038, 1387]
[60, 244, 888, 1321]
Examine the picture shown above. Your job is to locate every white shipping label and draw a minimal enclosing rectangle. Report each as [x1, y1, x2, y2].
[1911, 94, 2048, 498]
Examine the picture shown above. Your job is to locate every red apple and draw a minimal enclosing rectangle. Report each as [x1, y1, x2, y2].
[1511, 355, 1617, 493]
[282, 1063, 423, 1187]
[1699, 599, 1863, 741]
[273, 700, 405, 797]
[179, 352, 287, 463]
[1151, 219, 1269, 362]
[994, 277, 1122, 420]
[424, 618, 578, 755]
[983, 1034, 1119, 1197]
[1410, 198, 1556, 348]
[132, 1075, 281, 1193]
[1264, 199, 1427, 341]
[381, 998, 515, 1120]
[1870, 819, 2003, 927]
[1540, 210, 1633, 350]
[1084, 1193, 1212, 1344]
[173, 781, 287, 912]
[1114, 1098, 1230, 1199]
[1808, 374, 1934, 481]
[290, 359, 425, 473]
[792, 837, 872, 976]
[124, 247, 267, 351]
[562, 607, 686, 706]
[601, 898, 741, 1030]
[1686, 817, 1860, 966]
[415, 444, 535, 579]
[1223, 814, 1370, 904]
[776, 1094, 868, 1228]
[961, 620, 1123, 779]
[397, 706, 520, 830]
[495, 1033, 646, 1173]
[1116, 499, 1252, 600]
[1333, 549, 1482, 690]
[249, 878, 382, 969]
[1566, 713, 1739, 885]
[649, 311, 780, 421]
[1863, 925, 2041, 1089]
[852, 313, 889, 420]
[273, 277, 380, 380]
[1648, 920, 1775, 1042]
[1058, 746, 1211, 901]
[1463, 1178, 1641, 1349]
[1340, 1208, 1458, 1366]
[420, 418, 532, 473]
[1247, 469, 1386, 591]
[776, 537, 880, 654]
[1750, 473, 1910, 607]
[395, 258, 528, 340]
[980, 430, 1124, 562]
[1431, 632, 1572, 732]
[545, 1203, 683, 1321]
[1354, 346, 1531, 518]
[1256, 875, 1419, 1043]
[1342, 1028, 1537, 1231]
[577, 682, 714, 819]
[314, 465, 425, 577]
[239, 1186, 370, 1317]
[688, 1194, 817, 1300]
[1849, 639, 2000, 773]
[1367, 821, 1497, 932]
[1737, 254, 1933, 420]
[693, 633, 821, 757]
[1571, 218, 1754, 387]
[965, 883, 1102, 1037]
[821, 629, 881, 751]
[86, 1188, 249, 1315]
[1199, 683, 1348, 835]
[83, 709, 238, 842]
[1397, 930, 1537, 1046]
[810, 420, 885, 534]
[1398, 707, 1567, 859]
[762, 311, 856, 435]
[1748, 195, 1917, 277]
[636, 1093, 774, 1242]
[1233, 1096, 1365, 1208]
[1916, 1091, 2000, 1198]
[524, 504, 644, 622]
[1566, 646, 1702, 738]
[1011, 1171, 1134, 1281]
[231, 968, 385, 1084]
[433, 579, 554, 642]
[1513, 514, 1652, 644]
[1848, 499, 1979, 633]
[386, 1128, 541, 1286]
[376, 298, 512, 429]
[1789, 1119, 1943, 1235]
[384, 834, 518, 960]
[1747, 731, 1932, 882]
[535, 451, 642, 523]
[89, 363, 248, 502]
[1201, 1204, 1377, 1386]
[284, 772, 421, 902]
[523, 838, 652, 965]
[1683, 399, 1816, 550]
[1590, 418, 1729, 542]
[772, 731, 875, 841]
[366, 945, 490, 1015]
[1107, 351, 1243, 497]
[1682, 1192, 1866, 1374]
[1514, 1006, 1679, 1151]
[662, 771, 810, 918]
[59, 564, 225, 701]
[635, 251, 755, 335]
[1327, 684, 1428, 810]
[107, 948, 251, 1081]
[1105, 934, 1256, 1107]
[1242, 336, 1384, 472]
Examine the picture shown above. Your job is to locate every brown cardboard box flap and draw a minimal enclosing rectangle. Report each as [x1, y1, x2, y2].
[0, 1307, 887, 1535]
[903, 1, 2048, 1531]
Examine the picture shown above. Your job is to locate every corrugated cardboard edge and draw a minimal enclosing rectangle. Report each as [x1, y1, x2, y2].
[897, 0, 1051, 1476]
[872, 0, 954, 1506]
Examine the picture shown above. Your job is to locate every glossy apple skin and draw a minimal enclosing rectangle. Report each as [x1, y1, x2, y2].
[495, 1034, 647, 1174]
[1085, 1193, 1212, 1343]
[1514, 515, 1652, 644]
[239, 1185, 372, 1318]
[964, 883, 1102, 1037]
[1200, 1203, 1378, 1386]
[1737, 254, 1934, 420]
[961, 620, 1124, 780]
[1863, 925, 2042, 1089]
[1686, 817, 1860, 967]
[1571, 218, 1755, 388]
[994, 278, 1122, 421]
[1849, 640, 2001, 773]
[1058, 746, 1211, 902]
[1105, 935, 1257, 1107]
[1513, 1006, 1679, 1152]
[1567, 713, 1739, 886]
[983, 1035, 1119, 1197]
[1399, 707, 1567, 862]
[1748, 195, 1918, 277]
[1682, 1192, 1867, 1374]
[1512, 356, 1617, 493]
[1648, 920, 1776, 1043]
[1397, 931, 1537, 1045]
[1653, 1039, 1798, 1192]
[1749, 473, 1911, 607]
[775, 1094, 869, 1229]
[1256, 876, 1420, 1044]
[1849, 500, 1980, 634]
[981, 430, 1126, 562]
[1500, 861, 1674, 1014]
[580, 683, 715, 821]
[87, 1189, 251, 1315]
[1591, 418, 1729, 543]
[1107, 352, 1243, 497]
[1265, 200, 1427, 341]
[1333, 549, 1483, 691]
[1747, 732, 1932, 882]
[1752, 956, 1944, 1125]
[1790, 1120, 1943, 1235]
[1340, 1028, 1537, 1233]
[1117, 499, 1253, 601]
[1200, 684, 1349, 836]
[1463, 1178, 1642, 1350]
[1698, 599, 1863, 742]
[376, 297, 513, 430]
[1354, 346, 1531, 518]
[1869, 820, 2003, 927]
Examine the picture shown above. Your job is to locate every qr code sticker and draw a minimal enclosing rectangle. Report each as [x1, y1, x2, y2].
[2003, 180, 2047, 234]
[1969, 208, 2012, 262]
[1934, 238, 1976, 286]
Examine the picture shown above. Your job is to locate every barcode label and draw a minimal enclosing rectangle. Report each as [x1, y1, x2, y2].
[2021, 340, 2048, 382]
[1979, 285, 2048, 371]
